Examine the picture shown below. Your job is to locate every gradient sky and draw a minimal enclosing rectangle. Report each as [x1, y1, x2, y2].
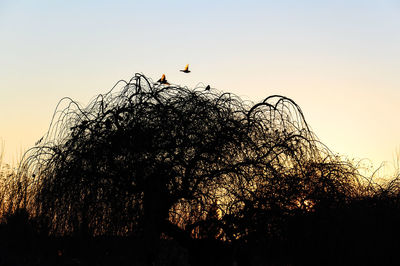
[1, 1, 399, 173]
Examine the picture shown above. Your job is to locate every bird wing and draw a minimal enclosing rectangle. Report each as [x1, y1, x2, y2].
[185, 64, 189, 71]
[161, 74, 166, 81]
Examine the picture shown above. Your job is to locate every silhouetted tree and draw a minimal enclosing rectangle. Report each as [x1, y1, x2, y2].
[16, 74, 365, 264]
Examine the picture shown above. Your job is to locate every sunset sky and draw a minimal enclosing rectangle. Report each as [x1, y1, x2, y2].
[1, 1, 399, 173]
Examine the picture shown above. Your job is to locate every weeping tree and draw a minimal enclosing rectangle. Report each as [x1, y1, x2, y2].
[15, 74, 362, 249]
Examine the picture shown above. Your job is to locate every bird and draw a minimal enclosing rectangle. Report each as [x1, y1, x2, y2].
[180, 64, 191, 73]
[105, 119, 112, 130]
[35, 136, 43, 145]
[205, 85, 211, 91]
[157, 74, 170, 85]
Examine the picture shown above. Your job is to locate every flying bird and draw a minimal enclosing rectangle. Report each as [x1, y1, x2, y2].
[157, 74, 170, 85]
[205, 85, 211, 91]
[180, 64, 191, 73]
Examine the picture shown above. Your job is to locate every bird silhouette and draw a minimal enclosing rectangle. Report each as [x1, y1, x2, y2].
[157, 74, 170, 85]
[205, 85, 211, 91]
[35, 137, 43, 145]
[105, 119, 112, 130]
[180, 64, 191, 73]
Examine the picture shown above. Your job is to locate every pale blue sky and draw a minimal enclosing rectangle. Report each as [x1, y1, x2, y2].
[1, 1, 399, 172]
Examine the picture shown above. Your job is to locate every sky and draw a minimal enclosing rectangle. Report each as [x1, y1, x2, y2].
[0, 0, 399, 173]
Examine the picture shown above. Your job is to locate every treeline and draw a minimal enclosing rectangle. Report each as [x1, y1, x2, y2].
[0, 74, 399, 265]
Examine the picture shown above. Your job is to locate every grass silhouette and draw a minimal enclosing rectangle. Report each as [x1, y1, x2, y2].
[0, 74, 399, 265]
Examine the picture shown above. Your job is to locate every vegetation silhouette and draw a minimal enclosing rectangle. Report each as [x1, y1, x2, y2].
[1, 73, 400, 265]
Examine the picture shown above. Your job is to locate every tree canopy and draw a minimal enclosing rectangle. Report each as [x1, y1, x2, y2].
[14, 74, 362, 244]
